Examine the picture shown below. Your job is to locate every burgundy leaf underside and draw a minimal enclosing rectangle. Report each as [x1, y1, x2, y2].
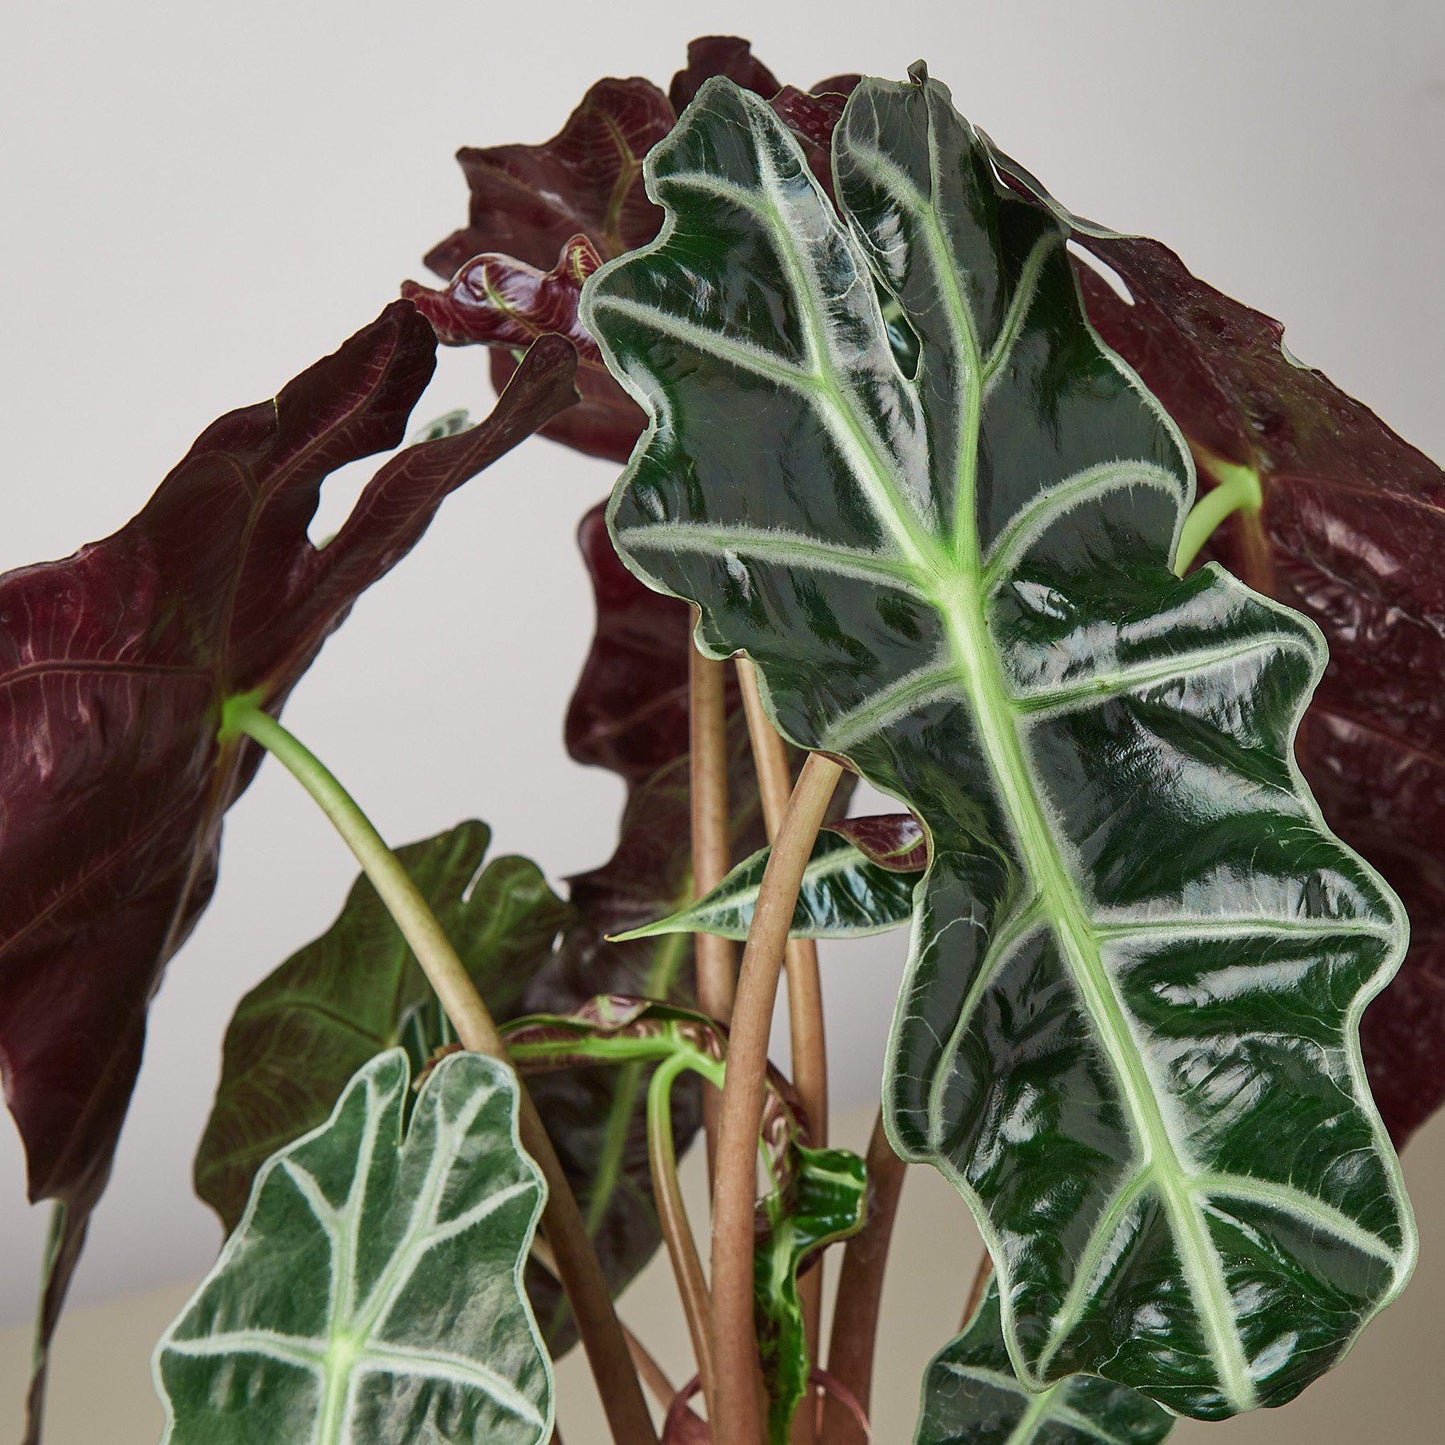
[0, 303, 576, 1435]
[410, 36, 860, 464]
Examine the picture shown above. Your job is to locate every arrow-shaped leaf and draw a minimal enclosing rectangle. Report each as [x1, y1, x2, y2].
[156, 1048, 552, 1444]
[918, 1281, 1174, 1445]
[613, 830, 917, 942]
[584, 71, 1413, 1417]
[194, 822, 572, 1232]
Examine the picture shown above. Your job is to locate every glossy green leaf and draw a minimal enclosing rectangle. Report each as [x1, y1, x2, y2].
[755, 1144, 867, 1443]
[918, 1281, 1173, 1444]
[157, 1049, 551, 1443]
[612, 830, 918, 942]
[195, 822, 572, 1232]
[584, 70, 1414, 1417]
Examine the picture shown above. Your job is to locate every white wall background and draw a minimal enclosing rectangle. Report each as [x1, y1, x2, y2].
[1, 0, 1443, 1438]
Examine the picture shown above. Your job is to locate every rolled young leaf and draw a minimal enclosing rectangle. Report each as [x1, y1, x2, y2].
[194, 821, 572, 1231]
[612, 830, 918, 942]
[156, 1049, 552, 1443]
[917, 1281, 1173, 1445]
[755, 1144, 867, 1444]
[583, 70, 1414, 1417]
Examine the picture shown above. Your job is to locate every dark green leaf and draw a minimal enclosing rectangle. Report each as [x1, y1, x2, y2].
[755, 1145, 867, 1443]
[195, 822, 571, 1232]
[157, 1049, 551, 1443]
[612, 830, 917, 942]
[584, 71, 1413, 1417]
[976, 155, 1445, 1147]
[918, 1281, 1173, 1444]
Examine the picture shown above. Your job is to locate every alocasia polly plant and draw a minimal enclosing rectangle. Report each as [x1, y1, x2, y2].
[3, 31, 1443, 1445]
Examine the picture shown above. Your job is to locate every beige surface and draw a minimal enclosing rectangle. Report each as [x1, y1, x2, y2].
[5, 1103, 1443, 1443]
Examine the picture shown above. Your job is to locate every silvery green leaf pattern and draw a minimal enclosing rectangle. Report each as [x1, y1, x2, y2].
[583, 69, 1413, 1418]
[156, 1050, 551, 1443]
[918, 1281, 1173, 1444]
[612, 830, 917, 942]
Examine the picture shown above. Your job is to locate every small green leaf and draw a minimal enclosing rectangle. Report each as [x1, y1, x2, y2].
[156, 1049, 552, 1444]
[195, 822, 571, 1232]
[611, 830, 918, 942]
[918, 1281, 1173, 1444]
[755, 1145, 867, 1444]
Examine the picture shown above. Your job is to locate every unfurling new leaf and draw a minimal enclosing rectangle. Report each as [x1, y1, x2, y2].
[585, 70, 1413, 1417]
[157, 1049, 552, 1444]
[755, 1145, 867, 1443]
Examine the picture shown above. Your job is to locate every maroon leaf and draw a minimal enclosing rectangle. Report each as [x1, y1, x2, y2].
[404, 237, 645, 465]
[415, 38, 858, 464]
[424, 78, 673, 280]
[827, 813, 929, 874]
[768, 83, 858, 204]
[1059, 227, 1445, 1144]
[0, 304, 576, 1435]
[667, 35, 782, 112]
[565, 501, 737, 787]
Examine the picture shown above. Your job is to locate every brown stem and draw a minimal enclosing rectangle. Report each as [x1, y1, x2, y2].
[534, 1239, 674, 1420]
[691, 645, 736, 1180]
[624, 1326, 679, 1414]
[649, 1052, 718, 1421]
[735, 658, 830, 1426]
[230, 702, 658, 1445]
[711, 752, 844, 1445]
[821, 1112, 907, 1443]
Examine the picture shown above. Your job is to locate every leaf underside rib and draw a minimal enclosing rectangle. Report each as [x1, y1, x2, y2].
[583, 72, 1413, 1419]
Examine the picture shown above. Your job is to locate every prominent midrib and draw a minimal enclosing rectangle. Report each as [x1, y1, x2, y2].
[637, 91, 1257, 1407]
[933, 570, 1257, 1411]
[878, 110, 1256, 1409]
